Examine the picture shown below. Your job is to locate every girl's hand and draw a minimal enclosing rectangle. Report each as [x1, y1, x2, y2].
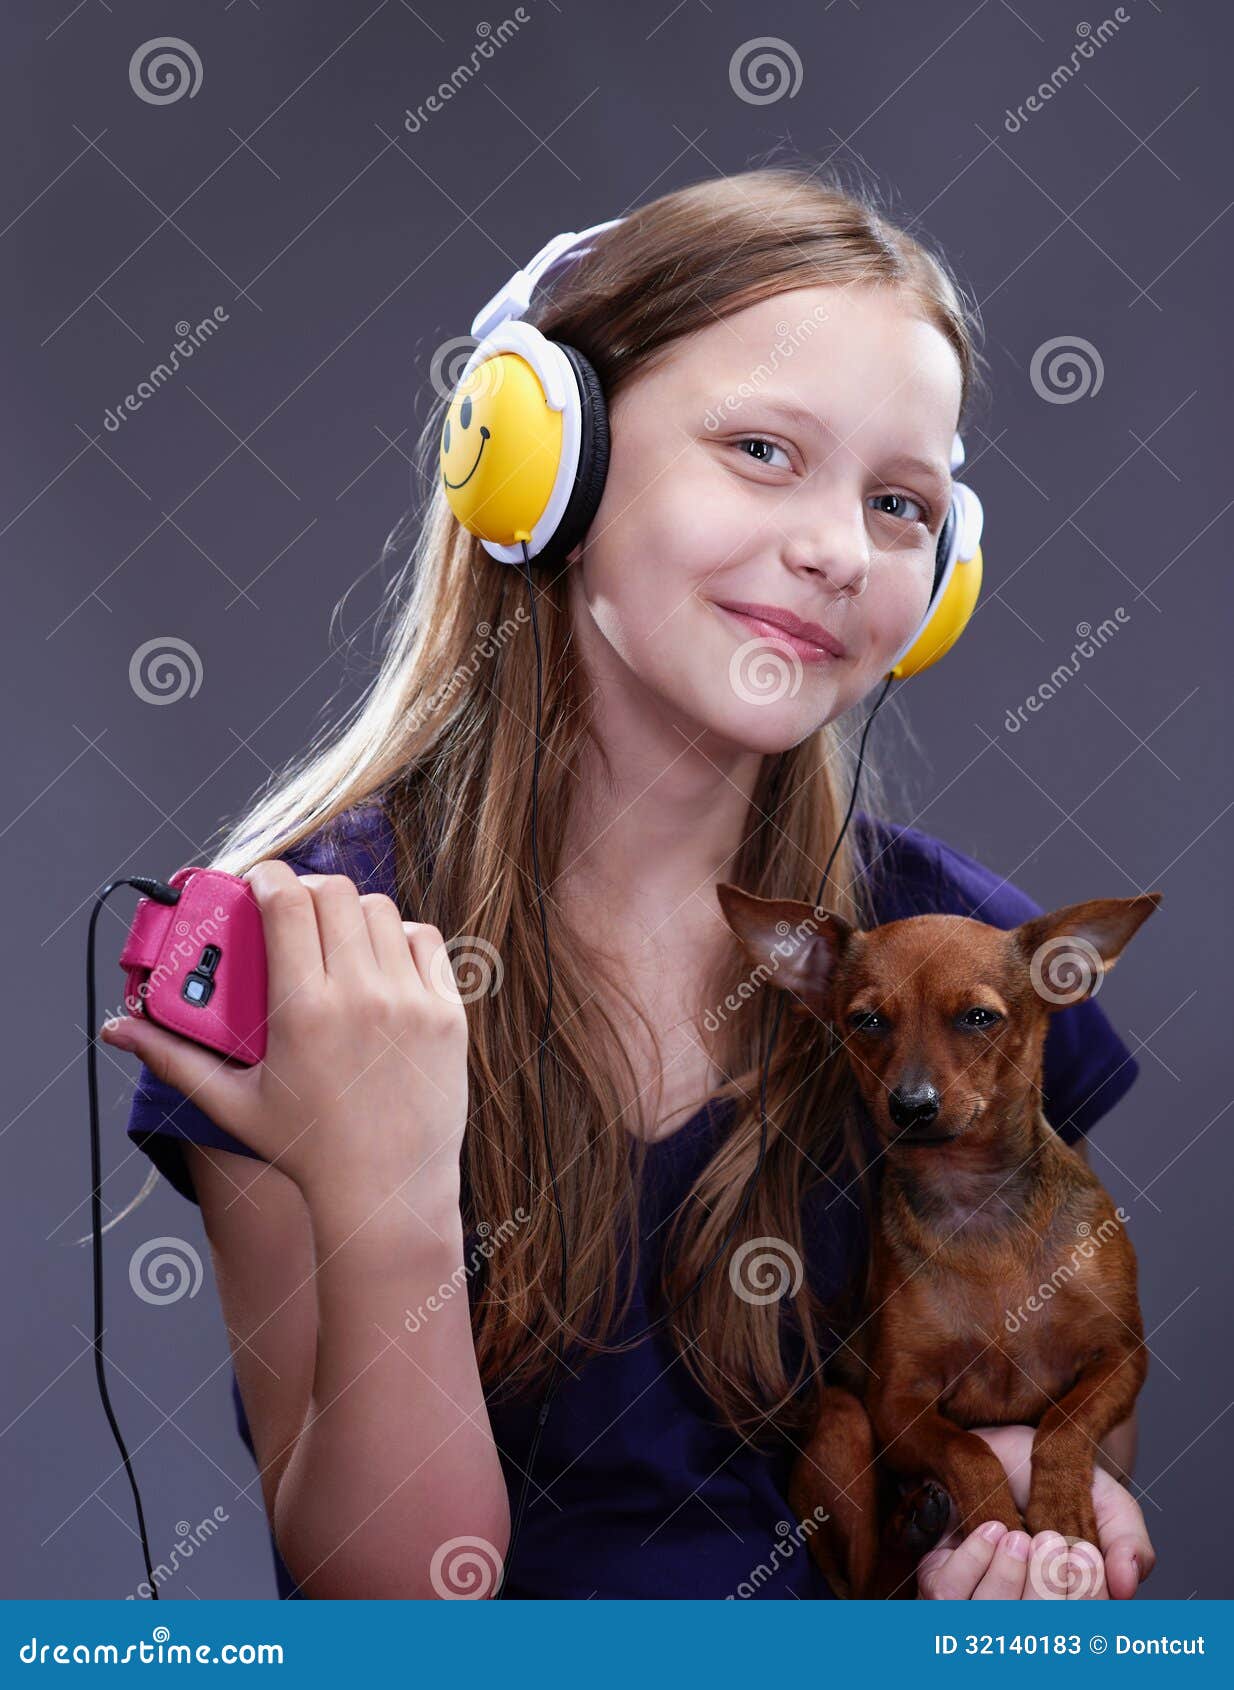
[915, 1422, 1155, 1600]
[100, 861, 471, 1215]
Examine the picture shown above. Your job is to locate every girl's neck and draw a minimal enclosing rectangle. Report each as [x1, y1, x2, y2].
[561, 578, 761, 922]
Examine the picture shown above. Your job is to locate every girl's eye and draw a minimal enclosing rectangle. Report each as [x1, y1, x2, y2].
[734, 437, 792, 471]
[727, 443, 933, 529]
[868, 491, 928, 526]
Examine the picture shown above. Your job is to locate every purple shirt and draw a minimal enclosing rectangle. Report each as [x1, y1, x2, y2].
[125, 801, 1140, 1598]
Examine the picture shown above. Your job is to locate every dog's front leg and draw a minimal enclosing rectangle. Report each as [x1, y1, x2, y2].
[1026, 1348, 1147, 1542]
[873, 1394, 1024, 1537]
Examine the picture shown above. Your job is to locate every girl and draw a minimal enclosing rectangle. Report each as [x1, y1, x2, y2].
[104, 167, 1155, 1600]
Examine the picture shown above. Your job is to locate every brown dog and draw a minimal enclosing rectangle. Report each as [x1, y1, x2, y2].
[716, 882, 1159, 1598]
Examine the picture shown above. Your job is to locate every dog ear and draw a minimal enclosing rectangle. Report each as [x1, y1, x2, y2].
[1013, 891, 1162, 1007]
[715, 883, 852, 1020]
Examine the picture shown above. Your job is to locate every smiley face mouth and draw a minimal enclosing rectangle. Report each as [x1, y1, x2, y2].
[443, 425, 491, 490]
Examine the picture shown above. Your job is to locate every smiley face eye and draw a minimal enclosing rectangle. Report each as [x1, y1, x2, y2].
[443, 417, 451, 453]
[460, 393, 472, 429]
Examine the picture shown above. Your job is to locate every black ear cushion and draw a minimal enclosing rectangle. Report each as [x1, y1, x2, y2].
[528, 341, 609, 570]
[931, 499, 956, 601]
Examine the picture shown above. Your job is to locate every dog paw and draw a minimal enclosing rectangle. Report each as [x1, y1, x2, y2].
[1026, 1498, 1098, 1545]
[889, 1479, 952, 1552]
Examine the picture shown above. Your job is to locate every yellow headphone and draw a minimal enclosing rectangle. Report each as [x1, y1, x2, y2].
[439, 220, 984, 681]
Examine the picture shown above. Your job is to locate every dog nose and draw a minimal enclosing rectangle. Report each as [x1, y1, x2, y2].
[888, 1084, 941, 1131]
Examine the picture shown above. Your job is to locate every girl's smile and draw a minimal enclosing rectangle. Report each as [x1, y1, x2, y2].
[710, 598, 850, 664]
[566, 282, 962, 755]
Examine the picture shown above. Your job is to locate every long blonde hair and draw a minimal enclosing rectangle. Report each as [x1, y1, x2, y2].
[197, 164, 985, 1442]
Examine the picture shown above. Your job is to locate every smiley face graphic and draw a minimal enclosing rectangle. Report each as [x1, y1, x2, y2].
[439, 353, 564, 545]
[441, 389, 489, 489]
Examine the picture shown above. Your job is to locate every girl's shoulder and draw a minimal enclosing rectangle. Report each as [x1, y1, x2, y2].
[854, 808, 1055, 930]
[279, 795, 401, 902]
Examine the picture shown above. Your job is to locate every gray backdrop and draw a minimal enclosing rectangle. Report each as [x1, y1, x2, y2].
[5, 0, 1229, 1600]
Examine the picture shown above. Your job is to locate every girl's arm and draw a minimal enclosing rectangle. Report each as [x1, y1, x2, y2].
[107, 866, 512, 1596]
[188, 1142, 510, 1599]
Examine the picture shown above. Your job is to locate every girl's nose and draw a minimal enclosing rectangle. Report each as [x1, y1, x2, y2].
[779, 527, 869, 597]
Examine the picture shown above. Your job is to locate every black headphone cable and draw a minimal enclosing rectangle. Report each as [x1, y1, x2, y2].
[86, 874, 184, 1597]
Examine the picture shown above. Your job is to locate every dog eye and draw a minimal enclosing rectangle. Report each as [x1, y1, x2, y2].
[848, 1011, 888, 1034]
[959, 1007, 1001, 1029]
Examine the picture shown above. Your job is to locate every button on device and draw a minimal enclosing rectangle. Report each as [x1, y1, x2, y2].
[182, 972, 214, 1007]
